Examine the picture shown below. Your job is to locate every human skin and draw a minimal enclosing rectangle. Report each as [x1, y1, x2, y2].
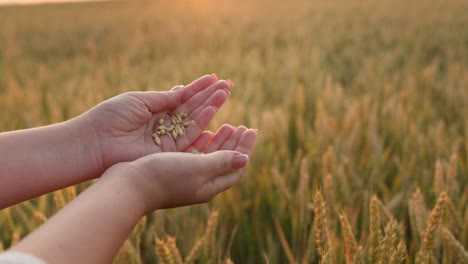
[12, 129, 257, 264]
[0, 74, 234, 208]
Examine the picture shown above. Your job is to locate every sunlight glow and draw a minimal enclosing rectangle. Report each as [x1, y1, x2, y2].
[0, 0, 114, 5]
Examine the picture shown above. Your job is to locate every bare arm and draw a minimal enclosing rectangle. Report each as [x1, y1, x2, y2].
[0, 74, 232, 209]
[11, 163, 145, 263]
[12, 128, 256, 264]
[0, 119, 101, 208]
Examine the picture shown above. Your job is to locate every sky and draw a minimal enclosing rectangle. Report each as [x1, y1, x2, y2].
[0, 0, 111, 5]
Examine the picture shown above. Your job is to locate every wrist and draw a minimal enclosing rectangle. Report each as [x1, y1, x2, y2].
[100, 163, 157, 215]
[63, 116, 105, 179]
[97, 168, 148, 217]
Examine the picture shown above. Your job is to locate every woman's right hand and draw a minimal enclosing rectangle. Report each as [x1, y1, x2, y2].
[101, 128, 257, 213]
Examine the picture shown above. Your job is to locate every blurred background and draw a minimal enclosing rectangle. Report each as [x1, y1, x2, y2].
[1, 0, 468, 263]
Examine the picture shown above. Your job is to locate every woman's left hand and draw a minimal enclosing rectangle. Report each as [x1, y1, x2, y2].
[76, 74, 233, 171]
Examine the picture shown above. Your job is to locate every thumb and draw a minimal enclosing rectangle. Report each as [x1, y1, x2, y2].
[196, 151, 249, 202]
[200, 151, 249, 178]
[132, 89, 183, 113]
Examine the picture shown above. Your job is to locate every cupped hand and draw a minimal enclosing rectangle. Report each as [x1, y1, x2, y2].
[78, 74, 233, 171]
[101, 127, 257, 212]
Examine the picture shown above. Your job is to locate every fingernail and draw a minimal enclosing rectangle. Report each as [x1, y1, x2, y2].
[210, 73, 218, 80]
[171, 85, 184, 91]
[233, 153, 249, 169]
[227, 79, 234, 88]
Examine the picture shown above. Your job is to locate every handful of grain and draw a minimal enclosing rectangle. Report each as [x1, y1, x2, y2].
[151, 112, 196, 146]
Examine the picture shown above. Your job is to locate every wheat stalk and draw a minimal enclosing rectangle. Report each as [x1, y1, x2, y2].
[184, 211, 218, 264]
[166, 236, 183, 264]
[389, 240, 407, 264]
[273, 215, 296, 264]
[380, 220, 399, 263]
[204, 211, 218, 258]
[369, 196, 382, 264]
[446, 198, 463, 233]
[53, 190, 66, 211]
[223, 257, 234, 264]
[416, 191, 447, 264]
[339, 212, 358, 263]
[114, 239, 135, 264]
[446, 154, 457, 194]
[442, 228, 468, 264]
[33, 211, 48, 227]
[409, 189, 428, 238]
[155, 236, 175, 264]
[433, 159, 444, 195]
[313, 190, 331, 260]
[65, 186, 77, 202]
[10, 231, 20, 247]
[134, 216, 146, 264]
[271, 168, 292, 201]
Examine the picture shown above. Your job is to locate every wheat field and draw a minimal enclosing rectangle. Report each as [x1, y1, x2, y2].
[1, 0, 468, 263]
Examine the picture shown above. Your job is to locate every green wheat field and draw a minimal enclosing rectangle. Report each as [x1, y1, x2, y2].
[1, 0, 468, 263]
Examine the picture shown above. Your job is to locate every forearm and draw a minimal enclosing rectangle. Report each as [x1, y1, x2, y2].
[12, 172, 145, 264]
[0, 118, 102, 208]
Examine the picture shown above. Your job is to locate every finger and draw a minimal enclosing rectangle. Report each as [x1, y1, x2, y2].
[177, 80, 231, 114]
[175, 106, 217, 151]
[181, 74, 218, 102]
[136, 150, 247, 179]
[189, 89, 229, 119]
[220, 126, 248, 151]
[127, 74, 217, 113]
[234, 129, 258, 157]
[202, 125, 235, 153]
[201, 151, 249, 178]
[185, 131, 214, 153]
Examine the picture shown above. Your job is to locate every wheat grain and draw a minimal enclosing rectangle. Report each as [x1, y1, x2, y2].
[191, 149, 204, 154]
[152, 133, 161, 146]
[152, 112, 196, 145]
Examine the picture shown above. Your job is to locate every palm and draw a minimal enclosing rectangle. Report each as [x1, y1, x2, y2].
[84, 75, 233, 169]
